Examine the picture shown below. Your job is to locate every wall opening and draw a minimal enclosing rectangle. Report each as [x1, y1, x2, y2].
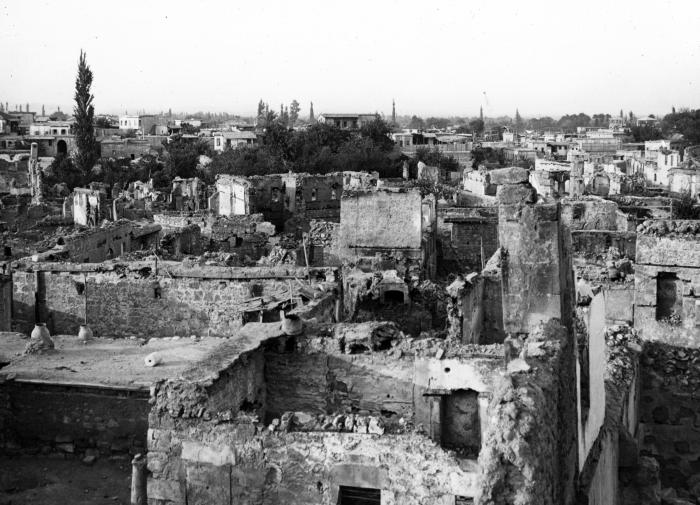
[441, 389, 481, 457]
[56, 140, 67, 155]
[656, 272, 682, 322]
[383, 290, 405, 304]
[338, 486, 380, 505]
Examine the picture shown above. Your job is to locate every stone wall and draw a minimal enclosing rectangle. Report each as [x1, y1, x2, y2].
[634, 232, 700, 346]
[499, 203, 566, 334]
[146, 323, 506, 505]
[0, 381, 148, 458]
[339, 189, 422, 252]
[561, 197, 621, 231]
[481, 249, 504, 343]
[475, 320, 578, 505]
[571, 231, 637, 262]
[12, 262, 333, 338]
[639, 341, 700, 491]
[438, 206, 498, 275]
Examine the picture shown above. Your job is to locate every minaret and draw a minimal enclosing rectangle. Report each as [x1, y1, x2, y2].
[391, 99, 396, 124]
[42, 104, 45, 116]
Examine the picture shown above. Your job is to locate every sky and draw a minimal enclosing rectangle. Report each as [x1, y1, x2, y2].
[1, 0, 700, 119]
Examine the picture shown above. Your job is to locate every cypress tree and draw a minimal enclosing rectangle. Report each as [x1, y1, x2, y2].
[73, 50, 98, 178]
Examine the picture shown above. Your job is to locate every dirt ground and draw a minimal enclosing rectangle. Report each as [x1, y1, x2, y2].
[0, 456, 131, 505]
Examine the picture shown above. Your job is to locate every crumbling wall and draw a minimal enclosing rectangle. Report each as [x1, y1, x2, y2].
[561, 198, 620, 231]
[578, 326, 641, 505]
[481, 249, 505, 344]
[571, 231, 637, 262]
[438, 206, 499, 275]
[159, 224, 202, 259]
[12, 263, 332, 337]
[306, 220, 341, 267]
[475, 320, 577, 505]
[146, 323, 502, 505]
[263, 326, 415, 424]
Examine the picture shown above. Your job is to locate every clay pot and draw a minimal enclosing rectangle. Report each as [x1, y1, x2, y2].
[31, 323, 51, 342]
[281, 314, 303, 336]
[30, 323, 54, 350]
[78, 324, 94, 342]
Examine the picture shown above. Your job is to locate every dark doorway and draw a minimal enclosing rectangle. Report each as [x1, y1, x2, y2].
[338, 486, 380, 505]
[656, 272, 682, 321]
[383, 290, 404, 304]
[57, 139, 67, 155]
[441, 389, 481, 457]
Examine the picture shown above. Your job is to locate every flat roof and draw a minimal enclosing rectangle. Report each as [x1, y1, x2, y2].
[0, 333, 229, 390]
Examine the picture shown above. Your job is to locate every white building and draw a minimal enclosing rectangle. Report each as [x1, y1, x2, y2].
[213, 131, 258, 152]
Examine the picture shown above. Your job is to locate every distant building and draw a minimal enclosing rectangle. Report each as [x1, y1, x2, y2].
[317, 113, 377, 129]
[213, 131, 258, 152]
[118, 115, 158, 134]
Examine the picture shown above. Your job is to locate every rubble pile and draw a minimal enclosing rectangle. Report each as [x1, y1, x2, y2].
[267, 411, 391, 435]
[637, 219, 700, 237]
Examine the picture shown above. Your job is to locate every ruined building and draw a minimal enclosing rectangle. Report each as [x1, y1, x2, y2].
[0, 166, 698, 505]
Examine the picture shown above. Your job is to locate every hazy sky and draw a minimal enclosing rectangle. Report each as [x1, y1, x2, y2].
[2, 0, 699, 118]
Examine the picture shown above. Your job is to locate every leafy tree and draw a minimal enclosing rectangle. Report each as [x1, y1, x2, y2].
[73, 50, 99, 177]
[44, 153, 85, 189]
[557, 113, 591, 132]
[415, 146, 459, 171]
[256, 100, 266, 125]
[527, 117, 556, 130]
[289, 100, 300, 126]
[408, 115, 425, 129]
[662, 109, 700, 144]
[95, 117, 112, 128]
[359, 118, 394, 151]
[180, 122, 200, 135]
[425, 117, 449, 129]
[673, 191, 700, 219]
[514, 109, 523, 132]
[469, 119, 485, 136]
[162, 136, 210, 180]
[630, 125, 663, 142]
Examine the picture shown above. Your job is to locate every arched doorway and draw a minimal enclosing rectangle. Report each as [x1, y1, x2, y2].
[56, 140, 67, 156]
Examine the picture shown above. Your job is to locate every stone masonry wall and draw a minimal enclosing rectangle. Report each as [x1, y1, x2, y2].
[634, 233, 700, 346]
[0, 381, 148, 459]
[475, 319, 578, 505]
[12, 263, 328, 338]
[639, 341, 700, 491]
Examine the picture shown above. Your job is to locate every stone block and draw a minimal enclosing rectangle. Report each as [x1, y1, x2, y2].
[496, 184, 537, 205]
[489, 167, 530, 185]
[147, 477, 184, 502]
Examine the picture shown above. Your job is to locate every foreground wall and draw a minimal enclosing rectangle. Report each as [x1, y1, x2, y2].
[0, 380, 148, 458]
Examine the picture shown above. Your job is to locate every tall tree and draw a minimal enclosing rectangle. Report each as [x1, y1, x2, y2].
[309, 102, 315, 122]
[289, 99, 300, 126]
[41, 104, 45, 116]
[515, 109, 523, 132]
[73, 50, 98, 177]
[256, 100, 266, 124]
